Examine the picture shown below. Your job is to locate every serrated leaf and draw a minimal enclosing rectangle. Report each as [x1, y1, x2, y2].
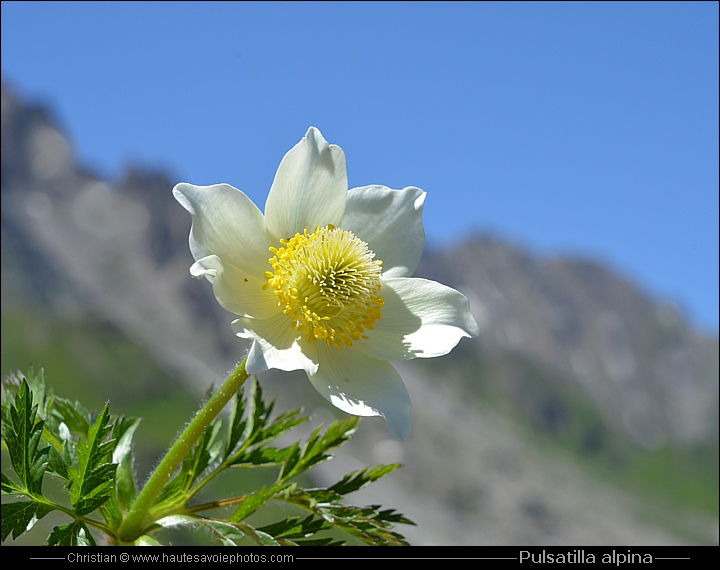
[257, 514, 331, 539]
[46, 445, 69, 480]
[281, 487, 413, 546]
[303, 487, 343, 504]
[52, 397, 92, 438]
[329, 464, 401, 495]
[1, 472, 24, 495]
[277, 442, 301, 480]
[100, 490, 122, 530]
[374, 508, 416, 526]
[60, 427, 78, 472]
[174, 518, 279, 547]
[225, 391, 247, 458]
[1, 500, 55, 541]
[278, 417, 359, 482]
[230, 445, 293, 468]
[246, 408, 308, 449]
[328, 504, 412, 546]
[111, 417, 140, 512]
[228, 379, 308, 463]
[244, 379, 274, 443]
[5, 379, 49, 494]
[3, 367, 414, 547]
[234, 522, 281, 546]
[1, 369, 52, 425]
[1, 372, 21, 423]
[228, 482, 292, 522]
[101, 416, 140, 528]
[202, 520, 247, 546]
[256, 517, 303, 538]
[46, 520, 97, 546]
[72, 463, 117, 516]
[67, 403, 117, 516]
[24, 369, 52, 420]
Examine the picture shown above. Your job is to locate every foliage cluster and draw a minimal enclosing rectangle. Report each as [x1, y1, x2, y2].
[1, 369, 412, 546]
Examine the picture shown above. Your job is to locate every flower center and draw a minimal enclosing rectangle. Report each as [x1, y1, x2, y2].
[264, 225, 384, 349]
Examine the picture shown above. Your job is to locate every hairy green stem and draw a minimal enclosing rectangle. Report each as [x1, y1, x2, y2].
[117, 358, 249, 543]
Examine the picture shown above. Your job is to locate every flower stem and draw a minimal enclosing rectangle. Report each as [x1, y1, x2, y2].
[117, 358, 249, 543]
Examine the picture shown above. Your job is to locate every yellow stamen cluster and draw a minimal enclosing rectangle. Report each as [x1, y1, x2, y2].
[264, 224, 384, 349]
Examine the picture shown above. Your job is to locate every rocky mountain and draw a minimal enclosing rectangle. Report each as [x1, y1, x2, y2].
[418, 238, 718, 449]
[2, 82, 717, 545]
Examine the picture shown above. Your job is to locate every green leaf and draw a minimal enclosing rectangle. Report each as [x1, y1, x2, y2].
[244, 379, 274, 443]
[100, 417, 139, 528]
[1, 472, 24, 495]
[230, 445, 293, 468]
[329, 503, 413, 545]
[374, 508, 416, 526]
[52, 396, 92, 439]
[46, 520, 97, 546]
[257, 514, 331, 539]
[4, 379, 49, 495]
[295, 537, 345, 546]
[153, 514, 200, 529]
[46, 445, 69, 480]
[329, 464, 401, 495]
[279, 485, 414, 546]
[2, 367, 415, 546]
[201, 520, 247, 546]
[1, 500, 55, 541]
[1, 369, 52, 426]
[279, 417, 359, 482]
[228, 482, 292, 522]
[151, 515, 256, 547]
[67, 403, 117, 516]
[225, 391, 247, 458]
[227, 379, 307, 466]
[60, 425, 79, 474]
[314, 505, 409, 545]
[111, 417, 141, 513]
[175, 518, 281, 547]
[233, 522, 281, 546]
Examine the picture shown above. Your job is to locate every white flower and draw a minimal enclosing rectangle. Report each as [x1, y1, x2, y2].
[173, 127, 478, 440]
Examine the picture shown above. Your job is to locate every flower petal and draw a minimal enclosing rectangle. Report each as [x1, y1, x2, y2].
[190, 255, 278, 320]
[342, 185, 426, 278]
[173, 183, 271, 278]
[231, 313, 318, 376]
[309, 344, 412, 440]
[355, 277, 479, 361]
[264, 127, 347, 244]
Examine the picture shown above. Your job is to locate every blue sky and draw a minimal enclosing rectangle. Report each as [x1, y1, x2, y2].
[2, 1, 718, 333]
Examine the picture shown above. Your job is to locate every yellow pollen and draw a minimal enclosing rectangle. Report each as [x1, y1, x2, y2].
[264, 225, 384, 349]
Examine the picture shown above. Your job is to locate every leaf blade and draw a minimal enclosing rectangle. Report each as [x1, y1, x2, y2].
[1, 500, 55, 541]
